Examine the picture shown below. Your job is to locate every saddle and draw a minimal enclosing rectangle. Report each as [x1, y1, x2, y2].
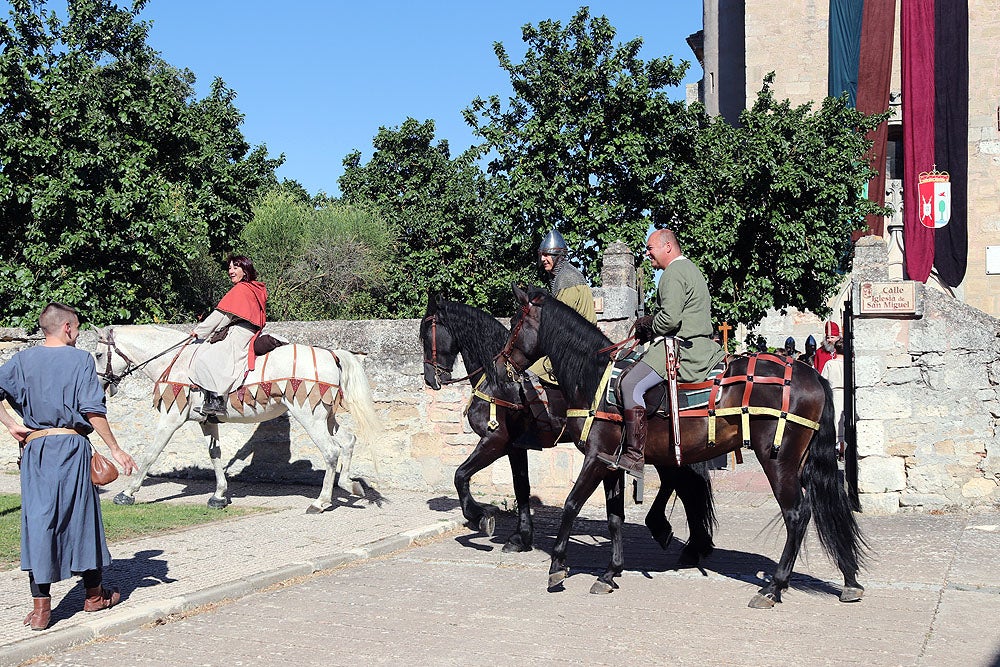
[607, 355, 725, 417]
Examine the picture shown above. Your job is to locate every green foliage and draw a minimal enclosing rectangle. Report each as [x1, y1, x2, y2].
[0, 0, 280, 328]
[238, 190, 395, 320]
[340, 118, 528, 317]
[464, 6, 693, 286]
[663, 73, 890, 329]
[0, 492, 264, 570]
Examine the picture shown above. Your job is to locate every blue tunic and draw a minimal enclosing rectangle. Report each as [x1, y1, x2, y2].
[0, 345, 112, 584]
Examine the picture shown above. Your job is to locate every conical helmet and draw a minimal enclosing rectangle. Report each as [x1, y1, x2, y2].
[538, 229, 568, 256]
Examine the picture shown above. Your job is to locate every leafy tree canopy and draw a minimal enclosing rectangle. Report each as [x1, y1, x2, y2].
[237, 190, 395, 321]
[340, 117, 528, 317]
[463, 6, 692, 286]
[664, 73, 890, 329]
[0, 0, 280, 328]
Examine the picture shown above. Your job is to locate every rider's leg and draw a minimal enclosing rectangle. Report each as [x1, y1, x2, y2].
[597, 362, 661, 479]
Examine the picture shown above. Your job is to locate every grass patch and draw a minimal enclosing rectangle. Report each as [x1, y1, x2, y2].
[0, 493, 267, 571]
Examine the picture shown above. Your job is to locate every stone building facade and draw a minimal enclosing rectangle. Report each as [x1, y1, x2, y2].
[695, 0, 1000, 318]
[851, 237, 1000, 512]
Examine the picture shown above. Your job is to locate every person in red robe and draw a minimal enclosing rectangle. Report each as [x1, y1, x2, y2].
[813, 320, 841, 374]
[189, 256, 268, 418]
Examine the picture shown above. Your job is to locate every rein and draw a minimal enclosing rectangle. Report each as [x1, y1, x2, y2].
[97, 328, 192, 385]
[496, 297, 541, 379]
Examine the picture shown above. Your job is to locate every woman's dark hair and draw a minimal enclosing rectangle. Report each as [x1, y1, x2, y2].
[227, 255, 257, 282]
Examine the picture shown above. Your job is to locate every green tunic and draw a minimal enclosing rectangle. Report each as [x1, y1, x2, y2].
[642, 256, 725, 383]
[529, 267, 596, 384]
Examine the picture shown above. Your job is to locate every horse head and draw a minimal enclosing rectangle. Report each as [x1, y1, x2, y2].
[93, 327, 133, 397]
[420, 301, 457, 390]
[495, 285, 545, 380]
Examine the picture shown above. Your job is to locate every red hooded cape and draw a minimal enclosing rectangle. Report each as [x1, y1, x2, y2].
[216, 280, 267, 369]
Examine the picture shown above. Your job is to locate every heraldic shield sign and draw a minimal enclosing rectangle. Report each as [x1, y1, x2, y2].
[918, 168, 951, 229]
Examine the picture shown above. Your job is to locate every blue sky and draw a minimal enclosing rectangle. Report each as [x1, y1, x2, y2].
[5, 1, 705, 196]
[138, 1, 704, 195]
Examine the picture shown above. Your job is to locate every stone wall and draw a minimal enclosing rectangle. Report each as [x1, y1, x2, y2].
[852, 236, 1000, 513]
[0, 243, 641, 506]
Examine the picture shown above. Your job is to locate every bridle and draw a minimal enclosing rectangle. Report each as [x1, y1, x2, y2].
[422, 314, 484, 385]
[495, 298, 539, 379]
[96, 328, 190, 386]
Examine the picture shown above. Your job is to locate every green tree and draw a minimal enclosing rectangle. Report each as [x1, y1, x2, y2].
[340, 117, 525, 318]
[0, 0, 280, 327]
[664, 74, 890, 329]
[463, 6, 693, 285]
[238, 190, 395, 320]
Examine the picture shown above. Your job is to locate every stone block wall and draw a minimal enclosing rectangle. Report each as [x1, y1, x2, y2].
[852, 237, 1000, 513]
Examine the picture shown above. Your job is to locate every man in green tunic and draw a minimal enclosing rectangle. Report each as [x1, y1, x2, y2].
[597, 229, 725, 479]
[523, 229, 595, 432]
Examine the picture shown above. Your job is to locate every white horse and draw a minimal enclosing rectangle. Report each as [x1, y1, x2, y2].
[94, 325, 381, 513]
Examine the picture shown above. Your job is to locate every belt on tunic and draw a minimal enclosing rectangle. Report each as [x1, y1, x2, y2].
[24, 427, 88, 443]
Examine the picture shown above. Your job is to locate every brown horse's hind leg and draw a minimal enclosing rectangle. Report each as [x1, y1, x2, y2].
[749, 500, 811, 608]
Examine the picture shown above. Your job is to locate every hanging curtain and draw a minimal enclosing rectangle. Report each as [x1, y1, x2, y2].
[855, 0, 896, 239]
[828, 0, 865, 105]
[932, 0, 969, 287]
[901, 0, 936, 282]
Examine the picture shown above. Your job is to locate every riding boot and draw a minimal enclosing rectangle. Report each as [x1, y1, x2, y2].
[597, 406, 647, 479]
[84, 585, 120, 612]
[199, 390, 227, 417]
[23, 597, 51, 631]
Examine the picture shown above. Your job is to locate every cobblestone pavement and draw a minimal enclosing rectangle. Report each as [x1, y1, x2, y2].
[1, 467, 998, 667]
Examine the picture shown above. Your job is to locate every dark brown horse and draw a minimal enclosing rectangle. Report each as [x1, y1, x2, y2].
[496, 285, 867, 606]
[420, 295, 716, 559]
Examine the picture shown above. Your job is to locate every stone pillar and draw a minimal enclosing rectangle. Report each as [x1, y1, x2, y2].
[593, 240, 638, 340]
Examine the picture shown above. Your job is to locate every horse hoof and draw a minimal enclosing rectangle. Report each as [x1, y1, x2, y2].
[351, 480, 365, 496]
[590, 580, 617, 595]
[502, 536, 532, 553]
[547, 567, 569, 590]
[840, 586, 864, 603]
[207, 496, 231, 510]
[479, 513, 495, 537]
[678, 548, 700, 568]
[748, 592, 778, 609]
[113, 492, 135, 506]
[654, 529, 674, 551]
[305, 504, 326, 514]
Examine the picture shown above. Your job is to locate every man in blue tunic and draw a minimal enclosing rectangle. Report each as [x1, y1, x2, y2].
[0, 303, 137, 631]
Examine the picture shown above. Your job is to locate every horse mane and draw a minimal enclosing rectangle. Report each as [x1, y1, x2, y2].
[438, 300, 509, 384]
[527, 288, 612, 404]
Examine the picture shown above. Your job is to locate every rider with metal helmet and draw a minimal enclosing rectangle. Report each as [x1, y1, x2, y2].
[521, 229, 596, 435]
[535, 229, 596, 326]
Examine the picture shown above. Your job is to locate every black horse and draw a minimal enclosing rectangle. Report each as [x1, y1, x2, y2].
[496, 286, 868, 606]
[420, 295, 716, 559]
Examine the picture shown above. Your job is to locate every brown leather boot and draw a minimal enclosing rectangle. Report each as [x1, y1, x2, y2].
[23, 596, 51, 631]
[597, 406, 647, 479]
[84, 585, 121, 612]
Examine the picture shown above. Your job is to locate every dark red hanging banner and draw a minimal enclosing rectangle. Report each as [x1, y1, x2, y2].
[855, 0, 896, 239]
[901, 0, 937, 283]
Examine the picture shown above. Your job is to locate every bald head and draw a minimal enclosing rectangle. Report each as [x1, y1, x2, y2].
[644, 229, 682, 269]
[648, 229, 678, 248]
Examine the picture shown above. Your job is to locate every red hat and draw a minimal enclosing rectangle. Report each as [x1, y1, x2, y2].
[825, 321, 841, 338]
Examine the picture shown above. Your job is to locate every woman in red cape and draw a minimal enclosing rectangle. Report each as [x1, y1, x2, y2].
[189, 255, 267, 418]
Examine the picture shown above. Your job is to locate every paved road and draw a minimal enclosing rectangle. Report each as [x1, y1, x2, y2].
[4, 475, 998, 667]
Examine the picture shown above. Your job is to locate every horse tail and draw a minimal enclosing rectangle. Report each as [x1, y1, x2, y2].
[332, 350, 382, 442]
[801, 376, 869, 574]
